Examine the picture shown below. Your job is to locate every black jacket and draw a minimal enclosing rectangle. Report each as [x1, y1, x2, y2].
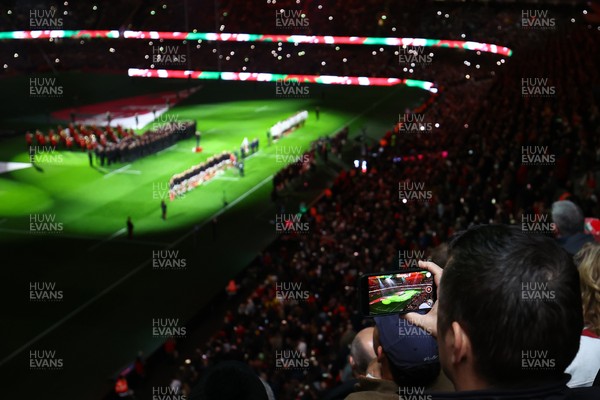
[429, 376, 600, 400]
[558, 233, 595, 255]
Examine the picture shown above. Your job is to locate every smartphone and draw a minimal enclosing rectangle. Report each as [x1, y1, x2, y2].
[359, 269, 435, 317]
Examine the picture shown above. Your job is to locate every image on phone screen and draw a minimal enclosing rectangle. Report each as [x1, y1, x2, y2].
[364, 270, 434, 316]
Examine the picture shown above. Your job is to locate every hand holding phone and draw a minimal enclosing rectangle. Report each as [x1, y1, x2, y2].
[403, 260, 444, 338]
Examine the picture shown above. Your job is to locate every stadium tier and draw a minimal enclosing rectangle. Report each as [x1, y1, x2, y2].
[1, 1, 599, 400]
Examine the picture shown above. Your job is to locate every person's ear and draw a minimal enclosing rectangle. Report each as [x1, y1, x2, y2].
[348, 355, 355, 368]
[376, 345, 385, 362]
[450, 321, 472, 366]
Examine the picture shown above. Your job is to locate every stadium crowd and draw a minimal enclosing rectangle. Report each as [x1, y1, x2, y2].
[272, 127, 348, 196]
[1, 0, 537, 42]
[33, 0, 584, 44]
[4, 1, 579, 82]
[0, 0, 600, 400]
[119, 19, 600, 400]
[6, 1, 598, 399]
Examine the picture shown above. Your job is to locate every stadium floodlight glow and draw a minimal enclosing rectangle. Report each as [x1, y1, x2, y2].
[0, 30, 513, 56]
[127, 68, 438, 92]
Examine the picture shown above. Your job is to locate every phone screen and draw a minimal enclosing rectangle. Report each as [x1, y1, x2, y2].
[362, 270, 435, 316]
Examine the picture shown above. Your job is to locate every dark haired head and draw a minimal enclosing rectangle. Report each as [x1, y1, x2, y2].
[189, 361, 269, 400]
[388, 360, 441, 387]
[439, 224, 582, 387]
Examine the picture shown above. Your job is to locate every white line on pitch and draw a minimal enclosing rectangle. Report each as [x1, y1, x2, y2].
[0, 87, 402, 367]
[87, 228, 126, 251]
[250, 153, 275, 158]
[157, 144, 177, 155]
[0, 257, 153, 369]
[0, 227, 98, 241]
[0, 226, 167, 247]
[103, 164, 132, 179]
[167, 173, 274, 249]
[243, 152, 261, 161]
[0, 173, 274, 368]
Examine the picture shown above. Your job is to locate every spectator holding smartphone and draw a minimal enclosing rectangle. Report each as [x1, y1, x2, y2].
[405, 224, 600, 399]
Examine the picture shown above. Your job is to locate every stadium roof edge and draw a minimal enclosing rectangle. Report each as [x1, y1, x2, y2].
[0, 30, 513, 57]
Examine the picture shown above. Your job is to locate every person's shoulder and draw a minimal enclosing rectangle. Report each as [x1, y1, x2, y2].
[569, 386, 600, 399]
[345, 390, 398, 400]
[426, 383, 600, 400]
[342, 377, 398, 400]
[322, 378, 357, 400]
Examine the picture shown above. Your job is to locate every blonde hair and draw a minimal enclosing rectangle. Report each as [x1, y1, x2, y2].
[575, 242, 600, 336]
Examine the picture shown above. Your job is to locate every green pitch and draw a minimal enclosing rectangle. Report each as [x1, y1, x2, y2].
[0, 74, 427, 399]
[380, 289, 421, 305]
[372, 289, 422, 314]
[1, 98, 335, 237]
[0, 77, 426, 240]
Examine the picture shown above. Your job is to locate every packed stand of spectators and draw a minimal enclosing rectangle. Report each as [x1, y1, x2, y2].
[3, 2, 585, 82]
[131, 20, 600, 400]
[3, 37, 506, 88]
[1, 0, 137, 31]
[3, 0, 533, 43]
[128, 0, 569, 45]
[272, 127, 348, 195]
[272, 149, 315, 195]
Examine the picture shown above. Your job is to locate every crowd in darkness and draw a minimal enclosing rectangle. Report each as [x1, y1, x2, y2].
[3, 2, 574, 80]
[0, 0, 536, 42]
[7, 1, 596, 398]
[272, 127, 348, 196]
[133, 21, 600, 400]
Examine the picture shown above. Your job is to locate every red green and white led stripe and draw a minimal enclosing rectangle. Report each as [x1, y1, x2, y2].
[127, 68, 438, 92]
[0, 30, 512, 56]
